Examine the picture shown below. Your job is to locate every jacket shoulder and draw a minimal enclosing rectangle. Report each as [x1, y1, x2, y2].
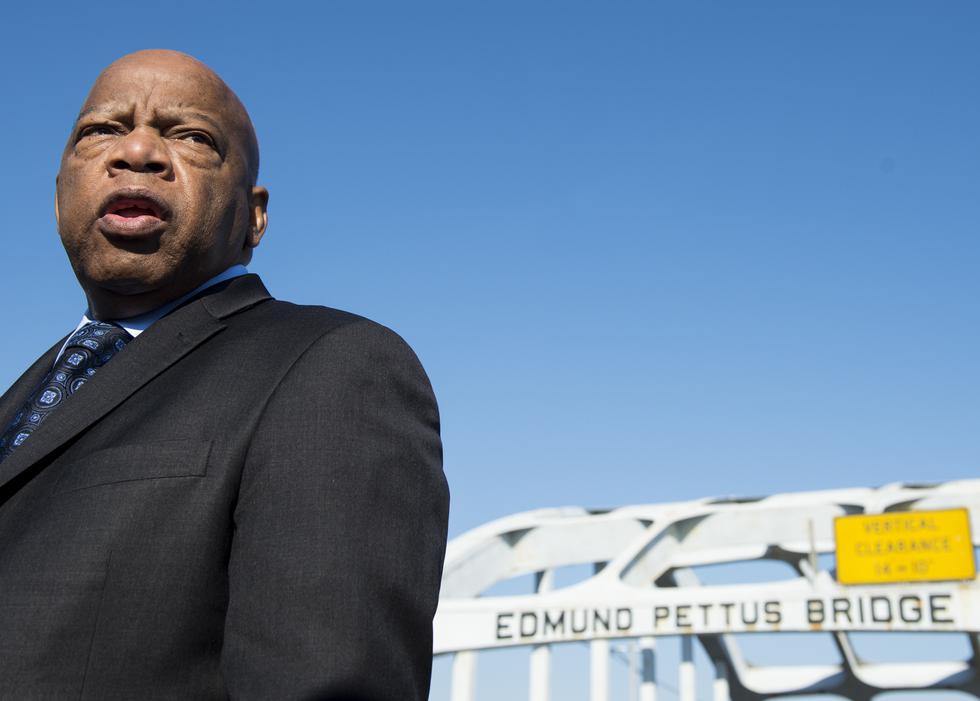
[230, 299, 422, 365]
[252, 299, 369, 333]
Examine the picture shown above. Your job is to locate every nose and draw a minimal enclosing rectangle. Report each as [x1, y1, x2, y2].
[105, 127, 173, 177]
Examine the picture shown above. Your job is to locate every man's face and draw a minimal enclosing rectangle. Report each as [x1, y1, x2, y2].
[56, 52, 267, 317]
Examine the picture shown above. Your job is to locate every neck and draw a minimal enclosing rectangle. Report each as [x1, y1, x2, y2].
[83, 265, 247, 320]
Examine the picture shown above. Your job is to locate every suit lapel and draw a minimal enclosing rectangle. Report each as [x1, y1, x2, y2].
[0, 275, 272, 492]
[0, 340, 66, 432]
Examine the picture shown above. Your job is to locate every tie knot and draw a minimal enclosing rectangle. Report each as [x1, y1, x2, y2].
[67, 321, 131, 349]
[63, 322, 132, 365]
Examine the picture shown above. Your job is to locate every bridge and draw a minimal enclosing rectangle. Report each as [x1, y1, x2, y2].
[434, 480, 980, 700]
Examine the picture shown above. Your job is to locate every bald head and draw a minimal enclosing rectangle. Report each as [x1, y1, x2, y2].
[56, 49, 269, 320]
[77, 50, 260, 184]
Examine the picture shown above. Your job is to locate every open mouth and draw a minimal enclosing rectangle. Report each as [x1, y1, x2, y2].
[105, 198, 164, 219]
[97, 190, 171, 237]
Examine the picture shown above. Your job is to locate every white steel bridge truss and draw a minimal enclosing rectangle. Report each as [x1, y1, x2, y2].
[433, 480, 980, 700]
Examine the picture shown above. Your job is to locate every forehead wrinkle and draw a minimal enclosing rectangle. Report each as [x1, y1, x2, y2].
[76, 104, 122, 121]
[153, 105, 225, 129]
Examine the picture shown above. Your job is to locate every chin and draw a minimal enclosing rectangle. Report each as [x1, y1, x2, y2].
[81, 263, 170, 298]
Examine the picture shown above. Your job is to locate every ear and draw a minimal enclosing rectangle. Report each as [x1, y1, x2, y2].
[54, 177, 61, 229]
[246, 186, 269, 249]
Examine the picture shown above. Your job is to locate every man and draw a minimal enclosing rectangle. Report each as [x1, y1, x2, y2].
[0, 50, 448, 700]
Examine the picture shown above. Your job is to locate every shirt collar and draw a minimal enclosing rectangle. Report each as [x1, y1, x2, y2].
[74, 264, 249, 338]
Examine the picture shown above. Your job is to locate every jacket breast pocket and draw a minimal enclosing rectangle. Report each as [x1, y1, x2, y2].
[53, 439, 212, 494]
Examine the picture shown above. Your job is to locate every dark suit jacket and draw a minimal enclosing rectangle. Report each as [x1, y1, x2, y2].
[0, 274, 449, 700]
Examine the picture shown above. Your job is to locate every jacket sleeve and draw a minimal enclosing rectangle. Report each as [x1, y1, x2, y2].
[220, 319, 449, 700]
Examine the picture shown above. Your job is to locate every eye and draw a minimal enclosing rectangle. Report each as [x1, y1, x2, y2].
[78, 124, 118, 139]
[178, 132, 216, 148]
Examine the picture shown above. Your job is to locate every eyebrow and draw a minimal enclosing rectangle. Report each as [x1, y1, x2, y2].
[75, 105, 225, 133]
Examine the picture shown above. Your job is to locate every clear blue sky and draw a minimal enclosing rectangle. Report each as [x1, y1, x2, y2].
[3, 2, 978, 698]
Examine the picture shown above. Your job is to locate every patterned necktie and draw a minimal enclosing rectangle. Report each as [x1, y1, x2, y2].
[0, 321, 131, 462]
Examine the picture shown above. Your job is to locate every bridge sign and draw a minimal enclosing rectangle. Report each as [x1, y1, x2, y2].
[835, 508, 975, 584]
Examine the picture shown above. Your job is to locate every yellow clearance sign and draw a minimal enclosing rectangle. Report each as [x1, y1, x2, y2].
[835, 508, 976, 585]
